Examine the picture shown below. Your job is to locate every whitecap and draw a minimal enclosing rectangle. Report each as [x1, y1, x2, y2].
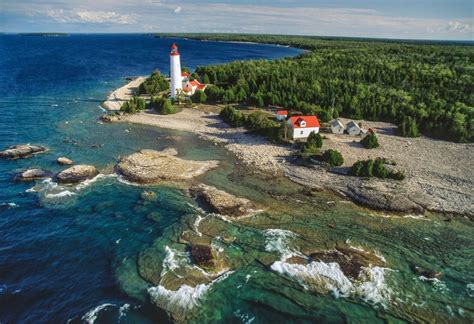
[271, 260, 393, 307]
[161, 246, 191, 277]
[1, 202, 19, 208]
[118, 303, 130, 319]
[45, 190, 76, 199]
[148, 284, 210, 313]
[263, 229, 303, 261]
[82, 303, 114, 324]
[467, 283, 474, 297]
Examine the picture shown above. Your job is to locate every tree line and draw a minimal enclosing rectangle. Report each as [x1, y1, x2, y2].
[159, 34, 473, 143]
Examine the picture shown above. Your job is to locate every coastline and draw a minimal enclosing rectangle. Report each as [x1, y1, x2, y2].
[115, 107, 474, 219]
[102, 77, 146, 111]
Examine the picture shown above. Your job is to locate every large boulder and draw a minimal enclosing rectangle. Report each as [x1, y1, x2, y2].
[189, 184, 258, 217]
[57, 157, 73, 165]
[0, 144, 48, 159]
[56, 165, 99, 184]
[309, 246, 385, 279]
[115, 149, 219, 184]
[16, 168, 54, 181]
[191, 244, 214, 269]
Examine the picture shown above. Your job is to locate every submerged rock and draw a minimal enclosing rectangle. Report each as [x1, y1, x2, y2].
[0, 144, 48, 159]
[56, 165, 99, 184]
[115, 149, 219, 184]
[189, 184, 258, 217]
[57, 156, 73, 165]
[141, 190, 158, 202]
[190, 244, 214, 269]
[309, 246, 385, 279]
[100, 114, 121, 123]
[16, 168, 54, 181]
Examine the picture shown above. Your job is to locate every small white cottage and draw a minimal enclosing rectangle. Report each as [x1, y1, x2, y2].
[346, 121, 362, 136]
[331, 119, 345, 134]
[287, 116, 320, 140]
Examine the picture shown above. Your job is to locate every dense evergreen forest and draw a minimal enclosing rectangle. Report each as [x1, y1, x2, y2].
[157, 34, 474, 142]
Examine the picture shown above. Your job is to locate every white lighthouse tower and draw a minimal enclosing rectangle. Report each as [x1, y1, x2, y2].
[169, 43, 182, 99]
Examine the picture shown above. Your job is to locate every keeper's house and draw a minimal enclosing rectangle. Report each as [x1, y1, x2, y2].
[287, 116, 320, 140]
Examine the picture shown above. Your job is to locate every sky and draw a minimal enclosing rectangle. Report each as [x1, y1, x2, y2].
[0, 0, 473, 40]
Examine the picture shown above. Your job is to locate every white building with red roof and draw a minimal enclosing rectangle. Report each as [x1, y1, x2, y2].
[287, 116, 320, 140]
[183, 79, 207, 96]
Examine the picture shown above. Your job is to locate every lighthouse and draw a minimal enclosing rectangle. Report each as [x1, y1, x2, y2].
[169, 43, 182, 98]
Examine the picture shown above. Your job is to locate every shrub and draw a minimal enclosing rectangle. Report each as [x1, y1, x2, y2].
[361, 133, 379, 149]
[320, 149, 344, 167]
[120, 96, 146, 114]
[191, 90, 207, 103]
[160, 99, 176, 115]
[350, 158, 404, 180]
[301, 132, 323, 155]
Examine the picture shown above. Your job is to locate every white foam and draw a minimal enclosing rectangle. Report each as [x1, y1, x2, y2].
[263, 229, 303, 261]
[1, 202, 19, 208]
[148, 284, 210, 313]
[118, 303, 130, 319]
[161, 246, 190, 277]
[271, 260, 393, 307]
[194, 215, 204, 237]
[45, 190, 76, 199]
[418, 276, 448, 292]
[148, 271, 233, 314]
[467, 283, 474, 297]
[82, 303, 114, 324]
[75, 173, 115, 190]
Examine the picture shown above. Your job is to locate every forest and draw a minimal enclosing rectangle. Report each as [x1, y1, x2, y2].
[158, 33, 474, 142]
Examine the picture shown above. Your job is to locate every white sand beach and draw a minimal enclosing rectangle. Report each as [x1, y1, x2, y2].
[102, 77, 146, 111]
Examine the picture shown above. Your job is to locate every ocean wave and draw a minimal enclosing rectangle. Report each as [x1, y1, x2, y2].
[45, 190, 76, 199]
[467, 283, 474, 297]
[149, 284, 209, 313]
[263, 228, 303, 261]
[271, 260, 393, 308]
[1, 202, 19, 208]
[162, 246, 191, 277]
[82, 303, 115, 324]
[418, 276, 448, 292]
[148, 271, 234, 315]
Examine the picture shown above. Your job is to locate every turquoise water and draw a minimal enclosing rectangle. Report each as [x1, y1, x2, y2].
[0, 34, 473, 323]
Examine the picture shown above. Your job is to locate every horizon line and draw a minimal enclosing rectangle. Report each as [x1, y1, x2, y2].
[1, 31, 473, 43]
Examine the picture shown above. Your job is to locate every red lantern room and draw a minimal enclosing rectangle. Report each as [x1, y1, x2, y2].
[170, 43, 180, 56]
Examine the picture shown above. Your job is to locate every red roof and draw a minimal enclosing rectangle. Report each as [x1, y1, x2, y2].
[181, 72, 190, 77]
[289, 116, 320, 128]
[277, 110, 288, 115]
[170, 43, 180, 56]
[190, 80, 207, 90]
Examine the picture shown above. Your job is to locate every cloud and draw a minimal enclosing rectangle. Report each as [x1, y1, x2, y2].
[446, 21, 472, 33]
[174, 6, 182, 14]
[46, 9, 136, 25]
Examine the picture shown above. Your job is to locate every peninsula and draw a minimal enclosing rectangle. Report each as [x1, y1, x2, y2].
[102, 36, 473, 219]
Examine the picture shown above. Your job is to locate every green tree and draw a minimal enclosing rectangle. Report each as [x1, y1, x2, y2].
[192, 90, 207, 103]
[361, 133, 379, 149]
[321, 149, 344, 167]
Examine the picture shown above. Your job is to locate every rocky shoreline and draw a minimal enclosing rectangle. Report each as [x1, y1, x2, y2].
[116, 107, 473, 219]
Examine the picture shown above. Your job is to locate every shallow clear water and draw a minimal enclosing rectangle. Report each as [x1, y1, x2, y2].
[0, 35, 473, 323]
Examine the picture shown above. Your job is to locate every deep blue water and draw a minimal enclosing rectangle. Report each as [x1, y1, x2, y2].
[0, 34, 301, 323]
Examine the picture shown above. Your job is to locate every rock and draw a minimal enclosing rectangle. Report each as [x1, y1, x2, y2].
[346, 182, 425, 214]
[309, 246, 385, 279]
[56, 165, 99, 184]
[410, 265, 443, 280]
[141, 190, 158, 202]
[57, 157, 73, 165]
[0, 144, 47, 159]
[189, 184, 258, 217]
[16, 168, 54, 181]
[115, 149, 219, 184]
[191, 244, 214, 269]
[100, 114, 120, 123]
